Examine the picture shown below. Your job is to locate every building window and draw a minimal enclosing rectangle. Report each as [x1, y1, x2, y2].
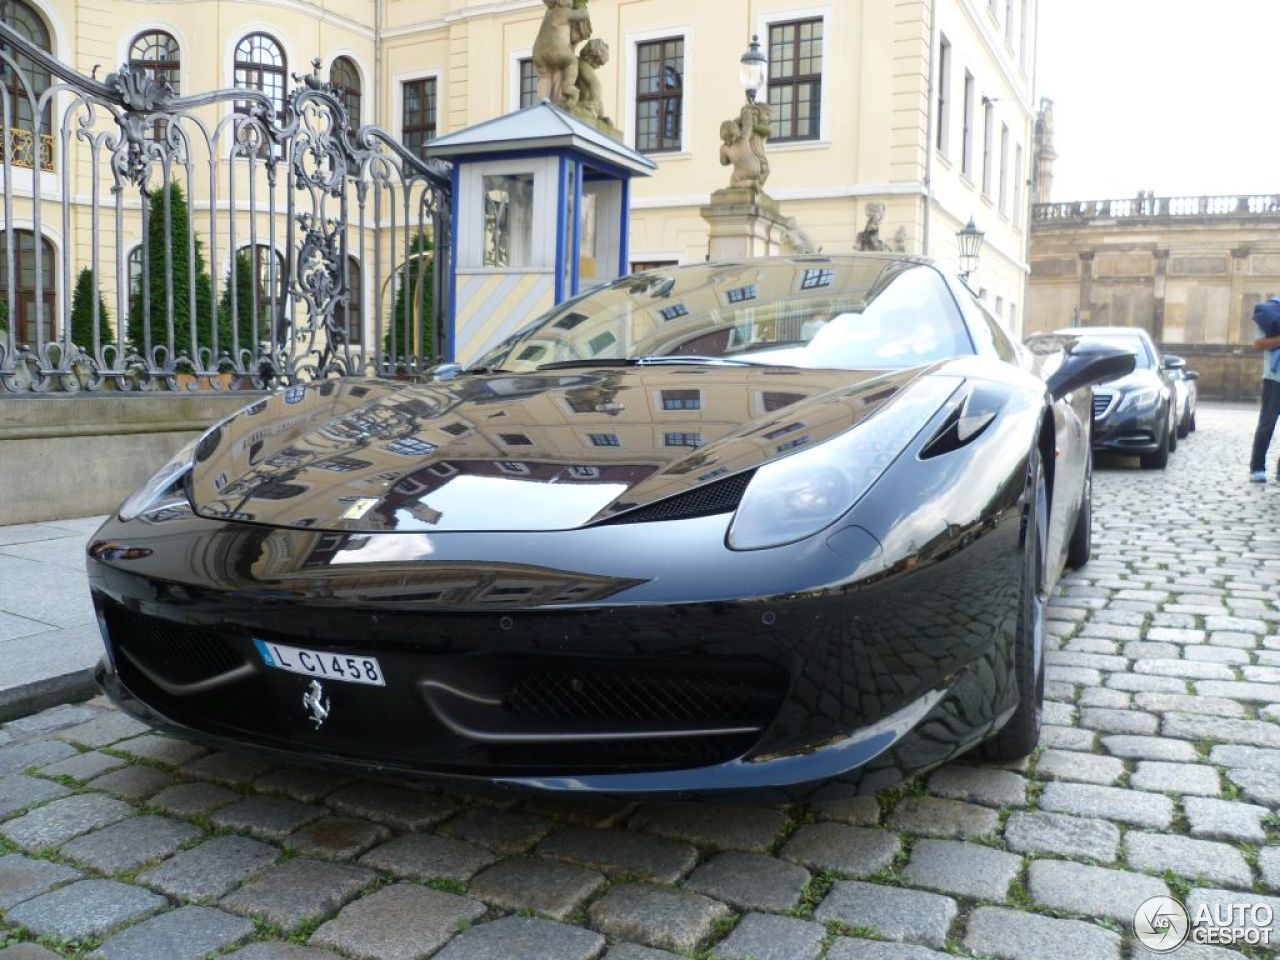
[1014, 143, 1024, 226]
[763, 391, 805, 412]
[317, 456, 372, 472]
[764, 422, 804, 441]
[402, 77, 437, 161]
[961, 72, 975, 177]
[631, 259, 678, 273]
[659, 303, 689, 322]
[588, 433, 620, 447]
[518, 57, 538, 108]
[0, 230, 56, 345]
[234, 33, 287, 126]
[441, 422, 469, 436]
[2, 0, 53, 168]
[588, 331, 616, 355]
[500, 433, 532, 446]
[384, 437, 438, 456]
[129, 31, 181, 142]
[568, 465, 599, 478]
[126, 245, 144, 325]
[661, 389, 700, 411]
[235, 244, 285, 336]
[636, 37, 683, 153]
[1020, 0, 1029, 69]
[768, 17, 822, 142]
[995, 295, 1004, 319]
[999, 123, 1010, 213]
[725, 285, 757, 304]
[664, 432, 702, 448]
[777, 436, 809, 452]
[338, 255, 360, 345]
[555, 312, 588, 331]
[497, 461, 530, 474]
[982, 99, 994, 197]
[801, 268, 834, 290]
[330, 56, 361, 128]
[936, 35, 950, 154]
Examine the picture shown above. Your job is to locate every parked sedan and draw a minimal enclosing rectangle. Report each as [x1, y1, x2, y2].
[1062, 326, 1178, 469]
[88, 256, 1130, 798]
[1165, 355, 1199, 437]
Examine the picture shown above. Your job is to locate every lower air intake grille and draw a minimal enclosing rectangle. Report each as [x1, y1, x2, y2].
[597, 470, 753, 525]
[1092, 391, 1114, 419]
[505, 664, 782, 727]
[109, 607, 244, 685]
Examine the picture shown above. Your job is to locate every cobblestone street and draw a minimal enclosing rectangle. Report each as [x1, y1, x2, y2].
[2, 402, 1279, 960]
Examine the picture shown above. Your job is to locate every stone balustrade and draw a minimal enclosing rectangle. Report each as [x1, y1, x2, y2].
[1033, 194, 1280, 223]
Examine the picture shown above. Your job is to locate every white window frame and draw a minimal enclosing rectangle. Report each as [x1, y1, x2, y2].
[961, 71, 975, 178]
[1014, 142, 1024, 226]
[508, 47, 533, 112]
[999, 122, 1009, 214]
[756, 5, 832, 147]
[1020, 0, 1029, 71]
[393, 66, 444, 154]
[623, 25, 693, 158]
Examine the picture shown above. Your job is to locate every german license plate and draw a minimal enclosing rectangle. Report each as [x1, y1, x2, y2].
[253, 639, 385, 686]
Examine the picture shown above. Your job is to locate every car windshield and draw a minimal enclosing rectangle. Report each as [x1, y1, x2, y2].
[1079, 334, 1152, 369]
[470, 258, 973, 373]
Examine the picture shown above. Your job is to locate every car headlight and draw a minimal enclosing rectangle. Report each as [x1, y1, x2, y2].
[1117, 386, 1160, 414]
[117, 438, 200, 521]
[727, 376, 963, 551]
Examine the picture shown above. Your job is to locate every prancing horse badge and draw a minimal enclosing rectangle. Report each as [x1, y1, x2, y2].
[302, 680, 330, 729]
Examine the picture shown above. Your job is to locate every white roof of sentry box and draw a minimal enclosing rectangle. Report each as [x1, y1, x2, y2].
[425, 101, 656, 177]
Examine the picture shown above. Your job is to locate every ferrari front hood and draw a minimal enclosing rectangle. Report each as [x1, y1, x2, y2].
[189, 365, 923, 532]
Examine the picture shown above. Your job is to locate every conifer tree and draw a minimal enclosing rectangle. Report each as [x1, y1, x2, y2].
[385, 233, 435, 363]
[68, 266, 110, 351]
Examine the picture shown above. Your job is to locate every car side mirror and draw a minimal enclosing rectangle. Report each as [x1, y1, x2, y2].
[1186, 369, 1200, 381]
[1045, 341, 1136, 401]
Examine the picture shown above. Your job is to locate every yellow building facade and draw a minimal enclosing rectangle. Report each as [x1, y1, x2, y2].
[3, 0, 1037, 345]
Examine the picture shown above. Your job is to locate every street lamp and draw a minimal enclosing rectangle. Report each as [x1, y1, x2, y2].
[956, 217, 985, 282]
[739, 35, 768, 103]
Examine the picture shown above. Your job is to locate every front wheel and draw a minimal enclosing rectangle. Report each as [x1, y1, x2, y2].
[1141, 408, 1171, 469]
[1177, 403, 1191, 439]
[979, 447, 1046, 761]
[1167, 405, 1178, 452]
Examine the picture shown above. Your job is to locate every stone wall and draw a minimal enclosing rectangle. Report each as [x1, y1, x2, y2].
[0, 394, 260, 525]
[1027, 196, 1280, 400]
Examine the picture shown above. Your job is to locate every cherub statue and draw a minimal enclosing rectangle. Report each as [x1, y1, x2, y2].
[719, 101, 771, 191]
[574, 38, 612, 126]
[533, 0, 593, 108]
[856, 202, 889, 251]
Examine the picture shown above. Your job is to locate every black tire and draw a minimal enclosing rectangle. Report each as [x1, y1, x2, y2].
[1141, 409, 1171, 469]
[1167, 406, 1178, 452]
[1177, 403, 1191, 439]
[979, 447, 1046, 761]
[1066, 445, 1092, 570]
[1189, 409, 1197, 432]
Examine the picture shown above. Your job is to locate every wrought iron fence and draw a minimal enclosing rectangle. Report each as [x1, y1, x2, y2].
[0, 20, 451, 394]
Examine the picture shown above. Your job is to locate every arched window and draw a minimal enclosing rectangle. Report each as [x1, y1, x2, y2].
[330, 56, 361, 129]
[339, 255, 360, 344]
[0, 230, 57, 345]
[1, 0, 53, 170]
[235, 244, 284, 336]
[233, 33, 287, 125]
[128, 31, 180, 142]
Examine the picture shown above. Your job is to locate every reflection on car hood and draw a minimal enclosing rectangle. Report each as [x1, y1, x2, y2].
[188, 366, 924, 532]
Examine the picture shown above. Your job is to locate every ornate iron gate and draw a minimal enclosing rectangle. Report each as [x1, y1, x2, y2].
[0, 20, 451, 393]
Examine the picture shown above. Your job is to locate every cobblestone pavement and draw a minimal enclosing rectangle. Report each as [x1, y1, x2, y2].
[2, 403, 1280, 960]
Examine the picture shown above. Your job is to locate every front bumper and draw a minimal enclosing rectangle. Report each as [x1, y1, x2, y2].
[88, 503, 1023, 798]
[1092, 393, 1165, 454]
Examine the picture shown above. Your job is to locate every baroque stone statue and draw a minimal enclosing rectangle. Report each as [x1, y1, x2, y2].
[533, 0, 592, 109]
[719, 101, 771, 192]
[856, 202, 890, 251]
[574, 38, 613, 129]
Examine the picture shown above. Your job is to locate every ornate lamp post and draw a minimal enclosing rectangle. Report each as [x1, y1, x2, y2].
[956, 217, 985, 282]
[739, 35, 768, 104]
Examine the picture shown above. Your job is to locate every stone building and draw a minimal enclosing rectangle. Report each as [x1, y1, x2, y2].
[1026, 103, 1280, 399]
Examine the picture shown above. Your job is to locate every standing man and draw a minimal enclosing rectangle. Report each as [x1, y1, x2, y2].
[1250, 295, 1280, 482]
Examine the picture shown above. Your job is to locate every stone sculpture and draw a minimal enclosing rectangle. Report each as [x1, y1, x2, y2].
[533, 0, 592, 109]
[574, 38, 612, 128]
[856, 202, 889, 251]
[719, 101, 771, 192]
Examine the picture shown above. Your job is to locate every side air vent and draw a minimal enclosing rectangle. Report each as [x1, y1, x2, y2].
[595, 470, 754, 525]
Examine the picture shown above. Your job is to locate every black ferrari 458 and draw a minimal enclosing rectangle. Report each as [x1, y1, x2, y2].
[88, 255, 1132, 798]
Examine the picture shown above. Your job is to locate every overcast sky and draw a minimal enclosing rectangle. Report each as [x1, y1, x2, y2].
[1036, 0, 1280, 201]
